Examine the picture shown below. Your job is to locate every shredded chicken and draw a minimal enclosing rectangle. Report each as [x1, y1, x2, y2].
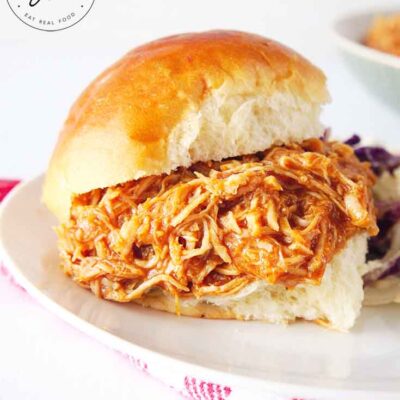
[57, 139, 378, 302]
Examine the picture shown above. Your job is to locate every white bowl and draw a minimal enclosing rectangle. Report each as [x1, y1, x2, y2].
[332, 9, 400, 111]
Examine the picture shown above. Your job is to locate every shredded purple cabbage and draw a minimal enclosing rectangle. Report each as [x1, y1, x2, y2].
[321, 128, 331, 142]
[367, 201, 400, 261]
[355, 147, 400, 176]
[345, 133, 400, 176]
[344, 134, 361, 147]
[344, 134, 400, 283]
[381, 258, 400, 280]
[364, 256, 400, 285]
[363, 200, 400, 284]
[365, 200, 400, 282]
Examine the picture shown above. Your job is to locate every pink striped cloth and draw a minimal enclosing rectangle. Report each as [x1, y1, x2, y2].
[0, 179, 312, 400]
[0, 179, 19, 202]
[0, 180, 24, 291]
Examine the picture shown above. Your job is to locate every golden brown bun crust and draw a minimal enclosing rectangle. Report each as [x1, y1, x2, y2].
[43, 30, 329, 220]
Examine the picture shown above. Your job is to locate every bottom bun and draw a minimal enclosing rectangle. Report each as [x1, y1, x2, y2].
[136, 294, 239, 319]
[136, 234, 368, 331]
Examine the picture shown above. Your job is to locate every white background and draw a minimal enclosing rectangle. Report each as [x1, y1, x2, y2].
[0, 1, 399, 399]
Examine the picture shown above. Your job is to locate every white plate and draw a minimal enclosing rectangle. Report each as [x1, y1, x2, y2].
[1, 176, 399, 400]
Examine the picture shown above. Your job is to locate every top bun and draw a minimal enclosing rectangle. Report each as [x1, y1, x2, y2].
[43, 30, 330, 221]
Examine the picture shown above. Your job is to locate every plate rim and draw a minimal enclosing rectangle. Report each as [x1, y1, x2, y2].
[0, 175, 399, 400]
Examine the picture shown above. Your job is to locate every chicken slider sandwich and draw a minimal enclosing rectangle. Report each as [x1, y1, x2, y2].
[43, 31, 379, 331]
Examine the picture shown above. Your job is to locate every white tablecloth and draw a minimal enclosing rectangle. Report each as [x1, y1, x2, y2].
[1, 0, 399, 398]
